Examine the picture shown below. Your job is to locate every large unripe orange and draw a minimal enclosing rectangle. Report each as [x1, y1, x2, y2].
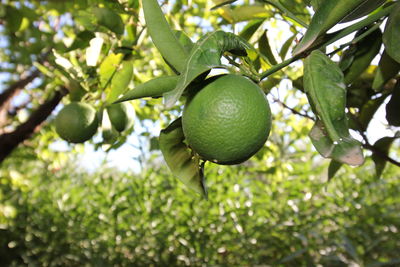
[182, 74, 271, 165]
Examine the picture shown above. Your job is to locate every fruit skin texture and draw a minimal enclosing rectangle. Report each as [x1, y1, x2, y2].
[55, 102, 99, 143]
[107, 102, 135, 132]
[182, 74, 271, 165]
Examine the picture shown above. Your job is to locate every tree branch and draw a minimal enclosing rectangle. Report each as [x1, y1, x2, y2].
[363, 143, 400, 168]
[0, 69, 40, 109]
[0, 88, 68, 164]
[273, 97, 315, 121]
[353, 118, 400, 168]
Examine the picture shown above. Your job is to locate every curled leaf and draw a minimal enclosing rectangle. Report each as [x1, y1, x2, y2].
[163, 31, 251, 108]
[159, 118, 207, 197]
[304, 50, 364, 165]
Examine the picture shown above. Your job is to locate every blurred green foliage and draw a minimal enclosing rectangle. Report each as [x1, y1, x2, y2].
[1, 154, 399, 266]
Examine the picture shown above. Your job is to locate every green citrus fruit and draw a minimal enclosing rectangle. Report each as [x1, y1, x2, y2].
[106, 102, 135, 132]
[182, 74, 271, 165]
[55, 102, 99, 143]
[102, 126, 119, 143]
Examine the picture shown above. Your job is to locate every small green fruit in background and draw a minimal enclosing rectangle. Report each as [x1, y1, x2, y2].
[107, 102, 135, 132]
[55, 102, 99, 143]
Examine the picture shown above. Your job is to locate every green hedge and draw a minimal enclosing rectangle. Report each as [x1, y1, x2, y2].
[1, 159, 400, 266]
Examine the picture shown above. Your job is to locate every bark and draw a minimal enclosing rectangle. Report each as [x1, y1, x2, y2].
[0, 88, 67, 164]
[0, 69, 40, 129]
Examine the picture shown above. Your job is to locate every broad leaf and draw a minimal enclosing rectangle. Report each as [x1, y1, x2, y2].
[66, 30, 96, 52]
[259, 30, 278, 65]
[159, 118, 207, 197]
[93, 7, 124, 35]
[143, 0, 188, 73]
[383, 2, 400, 63]
[341, 0, 387, 23]
[4, 6, 23, 33]
[304, 50, 364, 165]
[328, 160, 343, 181]
[163, 31, 250, 108]
[358, 93, 389, 130]
[99, 53, 123, 88]
[227, 5, 273, 23]
[279, 34, 296, 60]
[309, 0, 324, 11]
[372, 51, 400, 91]
[386, 82, 400, 126]
[239, 19, 265, 41]
[372, 135, 398, 178]
[293, 0, 367, 55]
[174, 30, 194, 53]
[211, 0, 238, 10]
[342, 28, 382, 84]
[266, 0, 310, 27]
[116, 76, 179, 102]
[106, 61, 133, 104]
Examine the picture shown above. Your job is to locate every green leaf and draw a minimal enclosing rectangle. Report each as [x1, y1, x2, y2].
[309, 0, 324, 11]
[372, 135, 397, 178]
[386, 82, 400, 126]
[341, 0, 387, 23]
[266, 0, 309, 27]
[239, 19, 265, 41]
[159, 118, 207, 197]
[328, 160, 343, 181]
[93, 7, 124, 35]
[259, 30, 278, 65]
[74, 10, 97, 31]
[116, 76, 179, 102]
[66, 30, 95, 52]
[304, 50, 364, 165]
[228, 5, 273, 23]
[162, 31, 195, 74]
[106, 61, 133, 104]
[343, 28, 382, 84]
[99, 53, 123, 89]
[293, 0, 367, 55]
[279, 34, 296, 60]
[383, 2, 400, 63]
[211, 0, 238, 10]
[173, 30, 194, 54]
[5, 6, 23, 33]
[163, 31, 250, 108]
[372, 51, 400, 91]
[358, 93, 389, 130]
[143, 0, 188, 73]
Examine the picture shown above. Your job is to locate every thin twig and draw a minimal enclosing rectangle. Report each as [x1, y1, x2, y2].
[363, 143, 400, 168]
[353, 117, 400, 168]
[273, 97, 315, 121]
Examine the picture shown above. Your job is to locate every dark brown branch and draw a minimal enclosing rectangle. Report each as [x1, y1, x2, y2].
[363, 143, 400, 168]
[0, 69, 40, 109]
[352, 117, 400, 168]
[0, 88, 68, 164]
